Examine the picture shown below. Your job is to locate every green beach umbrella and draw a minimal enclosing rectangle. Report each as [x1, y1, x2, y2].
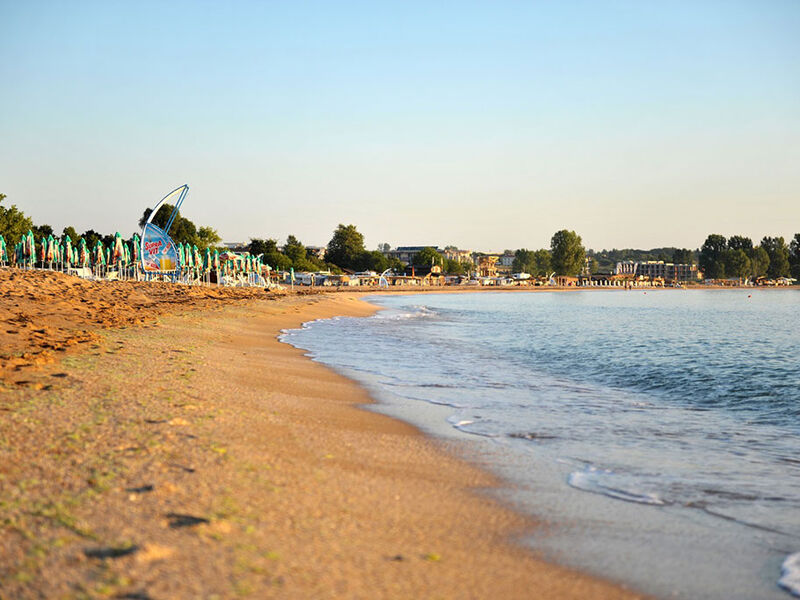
[93, 240, 105, 266]
[27, 231, 36, 263]
[131, 233, 141, 263]
[46, 235, 56, 263]
[64, 235, 73, 267]
[0, 234, 6, 262]
[79, 238, 88, 267]
[112, 232, 124, 266]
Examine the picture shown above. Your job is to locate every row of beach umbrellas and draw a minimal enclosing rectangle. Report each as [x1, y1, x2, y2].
[0, 231, 142, 269]
[0, 231, 279, 279]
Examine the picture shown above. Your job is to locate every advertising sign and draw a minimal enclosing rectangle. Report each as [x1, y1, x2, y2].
[141, 222, 179, 272]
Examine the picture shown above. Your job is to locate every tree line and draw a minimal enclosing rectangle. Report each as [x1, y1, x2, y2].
[0, 194, 221, 252]
[699, 234, 800, 280]
[512, 229, 586, 277]
[3, 192, 799, 280]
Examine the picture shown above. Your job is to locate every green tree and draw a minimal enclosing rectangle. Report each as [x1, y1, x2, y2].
[699, 234, 727, 279]
[248, 238, 275, 257]
[589, 257, 599, 274]
[789, 234, 800, 279]
[249, 238, 291, 270]
[761, 236, 790, 278]
[512, 249, 536, 274]
[326, 224, 366, 269]
[550, 230, 585, 276]
[354, 250, 390, 272]
[284, 235, 306, 264]
[62, 226, 79, 241]
[81, 229, 103, 250]
[749, 246, 770, 279]
[0, 194, 34, 245]
[412, 247, 445, 268]
[513, 248, 552, 276]
[445, 259, 466, 275]
[32, 224, 54, 239]
[725, 249, 751, 280]
[728, 235, 753, 252]
[196, 226, 221, 250]
[532, 249, 552, 276]
[672, 248, 694, 265]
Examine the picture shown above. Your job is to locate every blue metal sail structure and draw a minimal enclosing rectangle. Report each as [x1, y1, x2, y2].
[140, 185, 189, 273]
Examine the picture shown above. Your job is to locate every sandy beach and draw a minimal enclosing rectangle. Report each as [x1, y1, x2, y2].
[0, 270, 645, 599]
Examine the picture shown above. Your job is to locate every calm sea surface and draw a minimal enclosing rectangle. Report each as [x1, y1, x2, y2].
[281, 290, 800, 599]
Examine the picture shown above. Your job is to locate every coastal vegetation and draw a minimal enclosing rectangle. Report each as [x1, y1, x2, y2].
[512, 249, 552, 277]
[550, 230, 586, 276]
[2, 193, 799, 280]
[699, 234, 795, 280]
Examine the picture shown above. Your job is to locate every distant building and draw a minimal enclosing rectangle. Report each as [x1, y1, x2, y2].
[497, 252, 515, 267]
[615, 260, 637, 275]
[442, 247, 474, 265]
[385, 246, 441, 264]
[223, 242, 247, 252]
[616, 260, 698, 282]
[475, 255, 499, 278]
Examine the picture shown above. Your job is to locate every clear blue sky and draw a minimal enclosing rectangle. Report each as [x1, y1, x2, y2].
[1, 0, 798, 251]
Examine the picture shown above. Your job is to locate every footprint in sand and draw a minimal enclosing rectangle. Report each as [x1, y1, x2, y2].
[83, 545, 140, 559]
[125, 484, 154, 494]
[165, 513, 209, 528]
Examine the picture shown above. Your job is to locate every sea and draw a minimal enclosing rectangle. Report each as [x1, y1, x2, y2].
[280, 289, 800, 599]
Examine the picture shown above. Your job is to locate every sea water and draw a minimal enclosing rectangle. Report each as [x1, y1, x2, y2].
[280, 290, 800, 599]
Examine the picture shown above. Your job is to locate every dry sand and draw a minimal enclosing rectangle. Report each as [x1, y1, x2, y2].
[0, 270, 645, 599]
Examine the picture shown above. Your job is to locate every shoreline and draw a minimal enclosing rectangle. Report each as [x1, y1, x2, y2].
[0, 272, 646, 598]
[293, 289, 798, 600]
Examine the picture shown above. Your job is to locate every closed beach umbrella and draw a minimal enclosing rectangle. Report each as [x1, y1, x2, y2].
[64, 235, 73, 267]
[213, 249, 220, 270]
[0, 234, 6, 262]
[192, 245, 201, 270]
[131, 233, 141, 264]
[46, 235, 55, 263]
[112, 232, 124, 266]
[204, 248, 211, 272]
[78, 238, 88, 267]
[27, 231, 36, 263]
[94, 240, 105, 266]
[23, 231, 31, 259]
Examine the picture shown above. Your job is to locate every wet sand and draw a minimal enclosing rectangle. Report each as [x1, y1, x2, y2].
[0, 270, 645, 598]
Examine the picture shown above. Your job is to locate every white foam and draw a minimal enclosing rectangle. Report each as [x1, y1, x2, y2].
[567, 468, 666, 506]
[779, 552, 800, 597]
